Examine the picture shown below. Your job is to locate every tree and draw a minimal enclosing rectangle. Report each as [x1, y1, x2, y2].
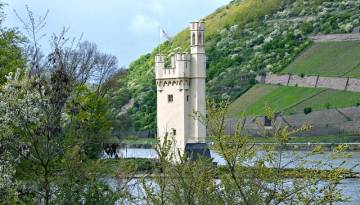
[105, 69, 133, 137]
[141, 100, 354, 204]
[0, 7, 123, 204]
[0, 3, 25, 85]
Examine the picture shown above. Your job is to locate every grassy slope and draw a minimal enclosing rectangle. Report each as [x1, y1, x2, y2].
[126, 0, 360, 131]
[169, 0, 284, 49]
[286, 89, 360, 114]
[230, 41, 360, 118]
[281, 41, 360, 77]
[127, 0, 286, 130]
[228, 84, 360, 117]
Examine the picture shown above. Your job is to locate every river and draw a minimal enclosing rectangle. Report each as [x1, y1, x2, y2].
[104, 148, 360, 204]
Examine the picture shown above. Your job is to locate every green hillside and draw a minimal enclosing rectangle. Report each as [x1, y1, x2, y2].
[228, 84, 360, 117]
[282, 41, 360, 77]
[112, 0, 360, 131]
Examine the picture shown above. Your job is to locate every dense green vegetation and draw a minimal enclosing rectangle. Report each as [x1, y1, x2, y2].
[228, 84, 360, 117]
[0, 5, 125, 202]
[282, 41, 360, 77]
[0, 5, 25, 85]
[119, 0, 360, 131]
[0, 3, 358, 204]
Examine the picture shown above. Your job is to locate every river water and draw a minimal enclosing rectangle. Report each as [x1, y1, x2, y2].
[104, 148, 360, 204]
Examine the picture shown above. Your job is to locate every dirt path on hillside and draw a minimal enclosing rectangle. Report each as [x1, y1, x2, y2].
[309, 33, 360, 42]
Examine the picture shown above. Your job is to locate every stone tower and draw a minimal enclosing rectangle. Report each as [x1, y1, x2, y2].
[155, 20, 208, 159]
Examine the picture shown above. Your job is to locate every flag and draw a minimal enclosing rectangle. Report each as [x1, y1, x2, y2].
[160, 28, 171, 41]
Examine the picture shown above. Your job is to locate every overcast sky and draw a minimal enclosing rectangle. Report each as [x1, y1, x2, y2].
[4, 0, 231, 67]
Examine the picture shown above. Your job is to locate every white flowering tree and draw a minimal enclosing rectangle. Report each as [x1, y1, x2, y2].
[0, 8, 123, 204]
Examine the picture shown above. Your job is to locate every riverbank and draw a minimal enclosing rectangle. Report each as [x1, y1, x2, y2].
[254, 143, 360, 151]
[112, 135, 360, 151]
[98, 158, 360, 179]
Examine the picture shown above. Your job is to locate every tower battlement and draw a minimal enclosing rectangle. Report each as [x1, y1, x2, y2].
[190, 20, 205, 31]
[155, 52, 191, 79]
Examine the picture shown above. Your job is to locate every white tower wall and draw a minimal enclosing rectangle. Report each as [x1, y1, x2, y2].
[155, 20, 207, 157]
[190, 20, 206, 143]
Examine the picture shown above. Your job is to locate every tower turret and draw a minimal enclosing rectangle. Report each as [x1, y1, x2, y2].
[189, 20, 206, 144]
[190, 21, 206, 78]
[190, 21, 205, 54]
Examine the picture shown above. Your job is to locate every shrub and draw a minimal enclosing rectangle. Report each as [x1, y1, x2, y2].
[326, 103, 331, 109]
[304, 107, 312, 114]
[301, 21, 314, 34]
[249, 78, 257, 85]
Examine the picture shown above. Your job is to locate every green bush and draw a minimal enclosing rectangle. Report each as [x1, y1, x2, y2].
[301, 21, 314, 34]
[249, 78, 257, 85]
[304, 107, 312, 115]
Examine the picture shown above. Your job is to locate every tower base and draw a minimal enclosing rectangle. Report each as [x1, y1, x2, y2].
[184, 143, 211, 160]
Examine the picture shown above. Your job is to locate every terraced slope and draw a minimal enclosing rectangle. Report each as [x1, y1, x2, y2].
[281, 41, 360, 77]
[228, 84, 360, 117]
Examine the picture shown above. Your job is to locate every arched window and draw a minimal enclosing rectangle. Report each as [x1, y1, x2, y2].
[198, 33, 202, 45]
[192, 33, 196, 46]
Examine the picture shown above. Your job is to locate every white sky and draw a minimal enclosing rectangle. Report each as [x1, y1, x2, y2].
[4, 0, 231, 67]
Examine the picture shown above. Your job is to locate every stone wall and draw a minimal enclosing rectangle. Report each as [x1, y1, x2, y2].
[309, 33, 360, 42]
[227, 106, 360, 137]
[264, 73, 290, 85]
[347, 78, 360, 92]
[255, 75, 266, 84]
[257, 73, 360, 92]
[288, 75, 318, 87]
[316, 76, 348, 90]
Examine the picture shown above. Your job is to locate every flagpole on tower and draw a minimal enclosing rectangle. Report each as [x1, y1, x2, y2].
[158, 27, 171, 55]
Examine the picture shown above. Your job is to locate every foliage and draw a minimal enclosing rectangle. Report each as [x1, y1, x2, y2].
[65, 85, 112, 159]
[124, 0, 360, 131]
[0, 142, 19, 203]
[0, 8, 123, 202]
[106, 69, 133, 136]
[140, 101, 355, 204]
[304, 107, 312, 114]
[0, 66, 117, 203]
[141, 134, 218, 205]
[0, 3, 25, 85]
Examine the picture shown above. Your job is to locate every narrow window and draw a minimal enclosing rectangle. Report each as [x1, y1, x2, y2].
[192, 33, 196, 46]
[168, 94, 173, 103]
[198, 33, 202, 45]
[187, 95, 190, 102]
